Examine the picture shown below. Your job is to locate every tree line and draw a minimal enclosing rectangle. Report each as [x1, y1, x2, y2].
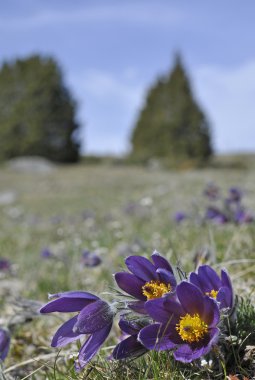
[0, 54, 213, 165]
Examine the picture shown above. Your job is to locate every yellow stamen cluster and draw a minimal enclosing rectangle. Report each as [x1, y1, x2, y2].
[176, 313, 208, 343]
[205, 289, 219, 299]
[142, 280, 171, 300]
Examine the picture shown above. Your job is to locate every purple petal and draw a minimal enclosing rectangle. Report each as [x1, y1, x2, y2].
[202, 296, 220, 327]
[112, 335, 147, 360]
[176, 282, 204, 316]
[115, 272, 146, 301]
[74, 300, 113, 334]
[189, 272, 203, 290]
[145, 298, 182, 324]
[174, 342, 206, 363]
[75, 322, 112, 371]
[163, 298, 185, 318]
[128, 300, 146, 314]
[119, 319, 142, 335]
[125, 255, 158, 282]
[138, 323, 180, 351]
[40, 291, 98, 313]
[221, 269, 233, 300]
[217, 286, 233, 310]
[197, 266, 221, 291]
[157, 269, 177, 289]
[151, 251, 174, 273]
[174, 327, 219, 362]
[0, 329, 10, 361]
[51, 316, 82, 347]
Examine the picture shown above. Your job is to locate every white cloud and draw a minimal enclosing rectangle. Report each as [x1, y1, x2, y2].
[76, 69, 144, 106]
[193, 61, 255, 153]
[0, 3, 186, 31]
[67, 69, 146, 154]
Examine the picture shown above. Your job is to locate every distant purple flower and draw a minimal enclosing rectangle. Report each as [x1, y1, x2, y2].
[114, 251, 176, 314]
[0, 328, 10, 361]
[112, 318, 148, 360]
[234, 209, 254, 224]
[227, 187, 242, 203]
[82, 250, 101, 267]
[204, 183, 220, 200]
[189, 265, 234, 311]
[40, 291, 114, 370]
[205, 207, 228, 224]
[81, 209, 95, 220]
[174, 212, 187, 223]
[40, 248, 54, 259]
[0, 258, 11, 272]
[138, 282, 220, 363]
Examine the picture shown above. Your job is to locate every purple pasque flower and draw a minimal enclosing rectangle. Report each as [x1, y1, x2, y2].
[138, 282, 220, 363]
[112, 318, 148, 360]
[189, 265, 234, 311]
[174, 212, 187, 223]
[0, 258, 12, 272]
[227, 187, 242, 203]
[40, 248, 54, 259]
[0, 328, 11, 361]
[114, 251, 177, 314]
[204, 183, 220, 200]
[205, 207, 228, 224]
[40, 291, 114, 370]
[82, 250, 102, 267]
[234, 208, 254, 224]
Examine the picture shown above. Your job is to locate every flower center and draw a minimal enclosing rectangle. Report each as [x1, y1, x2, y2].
[176, 313, 208, 343]
[205, 289, 218, 299]
[142, 280, 171, 300]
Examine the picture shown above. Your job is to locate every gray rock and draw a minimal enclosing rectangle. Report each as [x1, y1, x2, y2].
[0, 191, 17, 206]
[7, 156, 56, 173]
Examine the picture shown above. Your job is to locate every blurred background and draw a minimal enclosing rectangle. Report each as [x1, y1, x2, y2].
[1, 0, 255, 167]
[1, 2, 255, 376]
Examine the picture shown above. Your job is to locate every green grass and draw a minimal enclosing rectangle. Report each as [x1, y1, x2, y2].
[0, 163, 255, 379]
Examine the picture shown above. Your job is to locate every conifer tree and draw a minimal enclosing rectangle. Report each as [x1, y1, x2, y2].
[0, 55, 80, 162]
[131, 54, 213, 166]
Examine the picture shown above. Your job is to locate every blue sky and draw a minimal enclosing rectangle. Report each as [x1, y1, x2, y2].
[1, 1, 255, 155]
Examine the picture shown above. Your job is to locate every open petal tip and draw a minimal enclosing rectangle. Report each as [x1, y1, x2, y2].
[221, 269, 232, 288]
[151, 251, 173, 273]
[75, 322, 112, 371]
[51, 316, 82, 348]
[40, 295, 97, 313]
[125, 255, 158, 281]
[198, 265, 221, 290]
[189, 272, 201, 289]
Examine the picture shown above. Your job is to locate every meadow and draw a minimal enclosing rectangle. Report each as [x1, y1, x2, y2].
[0, 162, 254, 379]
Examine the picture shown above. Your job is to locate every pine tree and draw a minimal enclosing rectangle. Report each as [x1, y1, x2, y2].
[0, 55, 80, 162]
[131, 54, 213, 167]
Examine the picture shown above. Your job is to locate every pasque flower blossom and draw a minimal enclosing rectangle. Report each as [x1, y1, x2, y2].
[189, 265, 234, 311]
[82, 250, 102, 267]
[40, 291, 114, 370]
[138, 282, 220, 363]
[114, 251, 176, 314]
[205, 207, 229, 224]
[0, 328, 10, 361]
